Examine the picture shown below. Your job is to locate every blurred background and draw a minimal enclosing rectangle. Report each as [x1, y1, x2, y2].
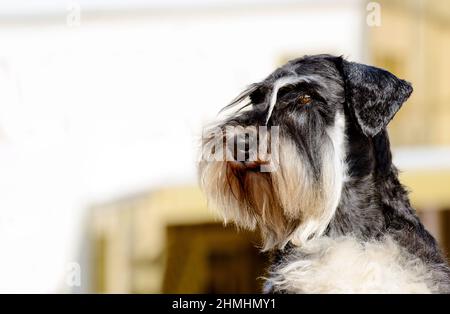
[0, 0, 449, 293]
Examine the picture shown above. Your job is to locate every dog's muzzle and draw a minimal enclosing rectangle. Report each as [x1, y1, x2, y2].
[227, 130, 271, 171]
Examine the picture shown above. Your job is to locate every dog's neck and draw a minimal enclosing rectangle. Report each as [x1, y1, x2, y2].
[327, 126, 420, 240]
[286, 123, 421, 246]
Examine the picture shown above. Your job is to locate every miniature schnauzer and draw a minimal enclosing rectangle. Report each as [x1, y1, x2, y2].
[198, 54, 450, 293]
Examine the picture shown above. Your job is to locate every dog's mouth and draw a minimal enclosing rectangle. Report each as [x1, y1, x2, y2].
[227, 158, 270, 171]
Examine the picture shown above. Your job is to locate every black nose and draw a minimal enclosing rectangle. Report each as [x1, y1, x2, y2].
[233, 134, 251, 162]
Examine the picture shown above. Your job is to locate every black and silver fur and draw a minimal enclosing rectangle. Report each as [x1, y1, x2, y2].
[198, 54, 450, 293]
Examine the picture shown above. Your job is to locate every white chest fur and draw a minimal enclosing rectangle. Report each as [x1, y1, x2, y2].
[267, 236, 434, 293]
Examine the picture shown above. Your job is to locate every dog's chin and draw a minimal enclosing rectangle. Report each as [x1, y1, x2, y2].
[199, 159, 295, 250]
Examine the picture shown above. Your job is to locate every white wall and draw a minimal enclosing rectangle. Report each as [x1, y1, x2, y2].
[0, 1, 364, 292]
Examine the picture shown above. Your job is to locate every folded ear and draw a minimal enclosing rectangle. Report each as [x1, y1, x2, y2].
[340, 59, 413, 137]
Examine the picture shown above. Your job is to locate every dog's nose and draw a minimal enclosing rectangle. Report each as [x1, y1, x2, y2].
[233, 134, 251, 162]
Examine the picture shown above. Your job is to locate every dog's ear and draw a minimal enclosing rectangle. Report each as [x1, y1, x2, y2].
[339, 59, 413, 137]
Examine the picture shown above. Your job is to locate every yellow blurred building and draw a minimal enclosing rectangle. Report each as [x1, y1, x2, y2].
[371, 0, 450, 146]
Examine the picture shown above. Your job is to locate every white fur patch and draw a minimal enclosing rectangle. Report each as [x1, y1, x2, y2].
[267, 236, 434, 293]
[289, 112, 346, 246]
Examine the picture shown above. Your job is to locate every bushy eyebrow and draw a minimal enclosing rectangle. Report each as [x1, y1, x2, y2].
[220, 74, 325, 122]
[265, 75, 325, 124]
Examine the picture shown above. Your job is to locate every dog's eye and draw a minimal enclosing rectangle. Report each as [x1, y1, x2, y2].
[297, 94, 311, 105]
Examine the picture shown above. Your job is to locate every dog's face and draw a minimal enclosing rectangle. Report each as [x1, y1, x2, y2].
[199, 55, 412, 250]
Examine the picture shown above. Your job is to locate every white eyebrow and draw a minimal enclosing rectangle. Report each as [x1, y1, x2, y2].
[265, 74, 323, 125]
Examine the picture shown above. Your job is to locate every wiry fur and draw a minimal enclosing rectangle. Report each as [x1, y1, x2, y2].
[267, 236, 434, 293]
[198, 54, 450, 293]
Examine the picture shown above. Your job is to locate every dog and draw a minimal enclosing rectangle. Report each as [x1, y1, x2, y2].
[198, 54, 450, 293]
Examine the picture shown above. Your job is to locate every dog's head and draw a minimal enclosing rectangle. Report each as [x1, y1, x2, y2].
[198, 54, 412, 250]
